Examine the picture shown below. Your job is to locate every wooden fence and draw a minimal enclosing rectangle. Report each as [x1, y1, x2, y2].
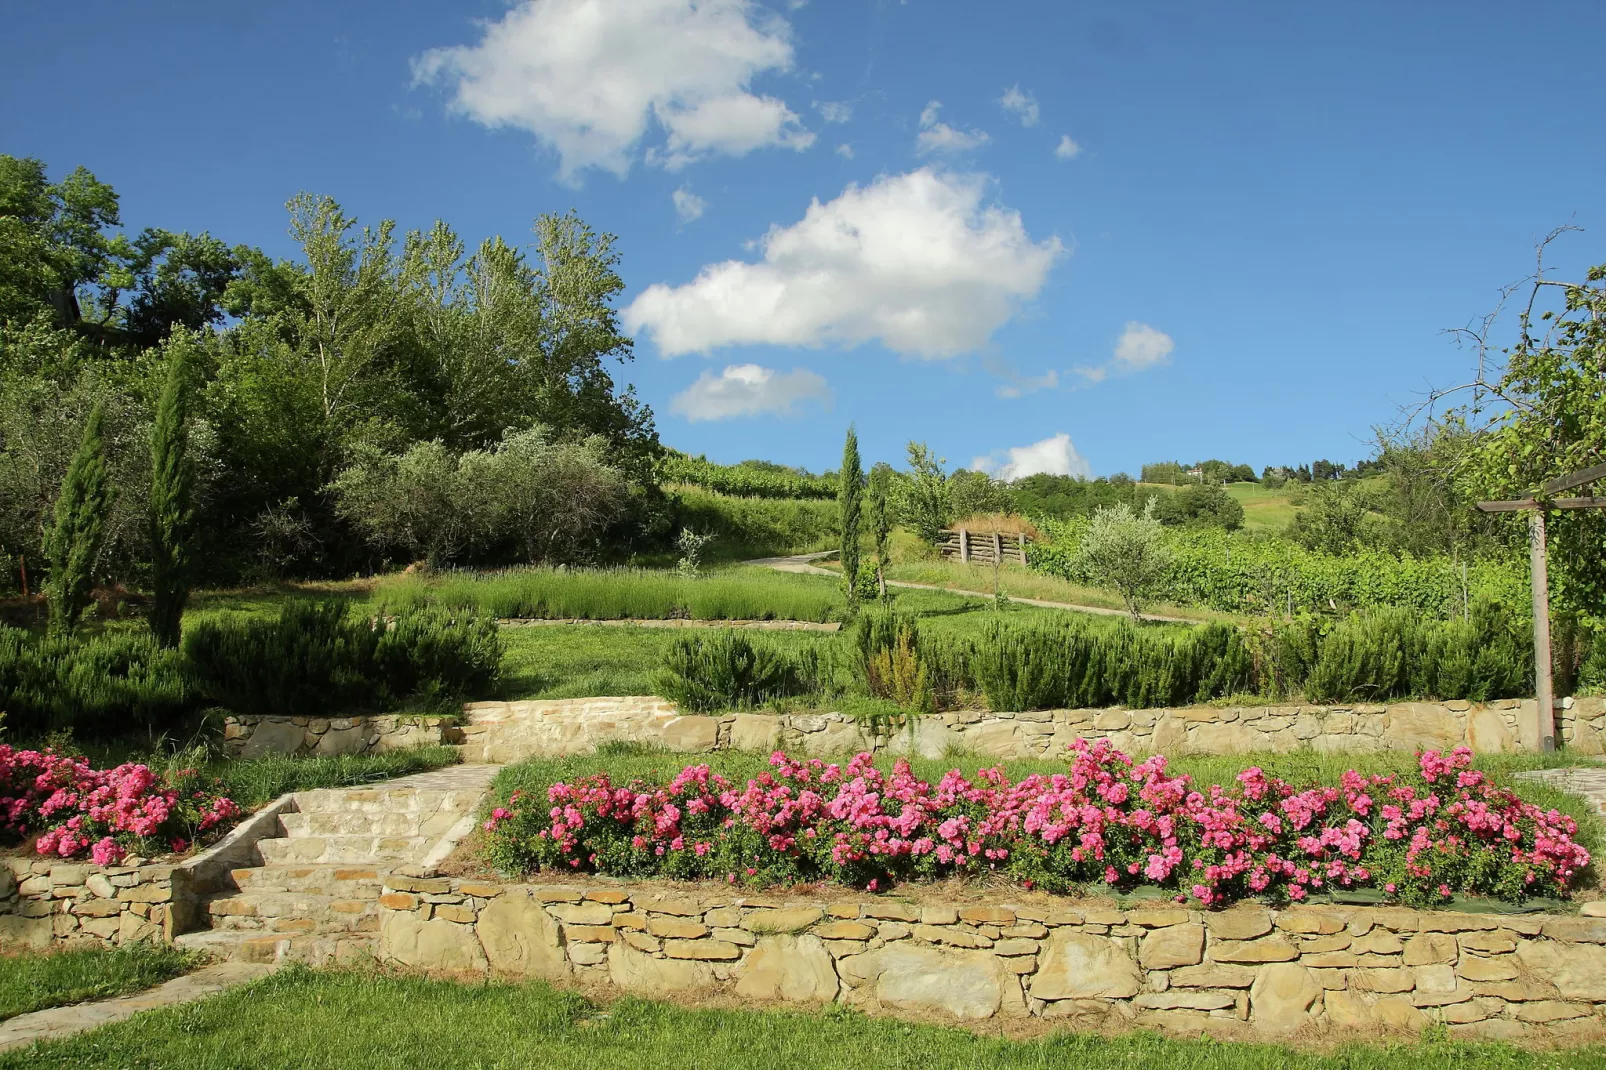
[937, 528, 1031, 566]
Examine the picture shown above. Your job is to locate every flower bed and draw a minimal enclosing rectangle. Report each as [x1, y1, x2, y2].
[482, 743, 1590, 907]
[0, 746, 241, 864]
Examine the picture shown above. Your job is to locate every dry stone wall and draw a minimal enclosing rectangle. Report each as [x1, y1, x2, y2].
[377, 876, 1606, 1042]
[445, 696, 1606, 764]
[222, 714, 452, 759]
[0, 859, 190, 949]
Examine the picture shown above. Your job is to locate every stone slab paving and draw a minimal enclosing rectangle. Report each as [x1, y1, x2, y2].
[1514, 767, 1606, 815]
[0, 961, 277, 1052]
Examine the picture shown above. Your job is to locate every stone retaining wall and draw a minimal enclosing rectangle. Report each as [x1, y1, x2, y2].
[0, 859, 190, 949]
[449, 696, 1606, 764]
[222, 714, 452, 759]
[377, 877, 1606, 1042]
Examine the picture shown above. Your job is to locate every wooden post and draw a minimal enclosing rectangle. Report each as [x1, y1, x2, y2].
[959, 528, 970, 563]
[992, 531, 1003, 563]
[1529, 510, 1555, 752]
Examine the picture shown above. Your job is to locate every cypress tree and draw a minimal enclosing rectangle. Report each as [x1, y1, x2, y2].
[869, 462, 892, 602]
[839, 426, 863, 609]
[46, 401, 115, 634]
[149, 345, 194, 647]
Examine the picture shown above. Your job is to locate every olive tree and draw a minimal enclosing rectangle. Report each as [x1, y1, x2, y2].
[1074, 501, 1173, 620]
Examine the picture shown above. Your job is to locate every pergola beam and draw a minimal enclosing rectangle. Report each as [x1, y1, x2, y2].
[1476, 496, 1606, 512]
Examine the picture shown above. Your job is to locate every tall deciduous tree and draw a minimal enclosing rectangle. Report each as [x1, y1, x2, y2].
[46, 401, 114, 633]
[839, 426, 863, 609]
[148, 338, 195, 646]
[869, 462, 893, 603]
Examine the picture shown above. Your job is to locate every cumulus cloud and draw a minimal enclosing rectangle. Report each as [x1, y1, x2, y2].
[670, 364, 831, 421]
[414, 0, 814, 181]
[972, 433, 1092, 482]
[998, 85, 1039, 127]
[816, 100, 852, 123]
[1054, 134, 1082, 160]
[916, 101, 990, 155]
[623, 168, 1064, 358]
[1076, 322, 1175, 383]
[672, 186, 707, 223]
[835, 142, 854, 159]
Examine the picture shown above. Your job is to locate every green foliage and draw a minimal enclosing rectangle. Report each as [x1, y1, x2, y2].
[1005, 472, 1134, 521]
[963, 616, 1254, 711]
[1030, 519, 1529, 619]
[854, 610, 933, 711]
[667, 487, 836, 560]
[0, 626, 193, 738]
[838, 427, 863, 609]
[205, 746, 461, 810]
[868, 463, 892, 601]
[1073, 502, 1174, 618]
[375, 567, 842, 623]
[948, 468, 1011, 519]
[148, 337, 195, 647]
[659, 451, 834, 499]
[1155, 483, 1245, 531]
[655, 631, 818, 713]
[894, 440, 951, 543]
[1300, 605, 1529, 704]
[45, 401, 114, 633]
[183, 600, 501, 717]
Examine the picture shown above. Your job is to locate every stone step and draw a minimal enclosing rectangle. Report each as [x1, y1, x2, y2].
[175, 928, 375, 966]
[224, 864, 388, 897]
[257, 834, 432, 866]
[293, 787, 483, 816]
[277, 810, 464, 839]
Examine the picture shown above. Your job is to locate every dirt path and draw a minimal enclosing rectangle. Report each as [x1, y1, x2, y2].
[745, 552, 1197, 624]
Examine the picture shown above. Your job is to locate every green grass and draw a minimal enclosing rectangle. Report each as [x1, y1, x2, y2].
[371, 566, 844, 623]
[875, 559, 1231, 623]
[199, 746, 462, 810]
[0, 942, 198, 1022]
[6, 965, 1601, 1069]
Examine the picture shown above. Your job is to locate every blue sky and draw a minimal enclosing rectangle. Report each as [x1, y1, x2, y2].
[5, 0, 1605, 478]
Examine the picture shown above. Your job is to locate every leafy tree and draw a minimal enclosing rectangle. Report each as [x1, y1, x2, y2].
[1074, 501, 1173, 620]
[1312, 459, 1346, 481]
[1286, 481, 1374, 554]
[868, 462, 893, 602]
[45, 402, 115, 633]
[948, 468, 1011, 520]
[489, 427, 628, 565]
[839, 426, 863, 609]
[897, 441, 950, 543]
[1155, 483, 1245, 531]
[148, 336, 196, 646]
[0, 156, 127, 331]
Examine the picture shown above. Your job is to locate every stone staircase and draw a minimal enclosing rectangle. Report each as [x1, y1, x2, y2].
[176, 766, 497, 964]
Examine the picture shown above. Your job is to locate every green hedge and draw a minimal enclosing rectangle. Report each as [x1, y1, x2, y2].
[184, 600, 502, 717]
[1027, 518, 1529, 618]
[655, 632, 820, 713]
[0, 628, 193, 737]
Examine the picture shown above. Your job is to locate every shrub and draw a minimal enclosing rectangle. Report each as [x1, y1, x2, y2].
[482, 743, 1588, 906]
[855, 611, 932, 711]
[1302, 604, 1529, 704]
[184, 600, 501, 717]
[1073, 502, 1173, 619]
[655, 632, 818, 713]
[0, 627, 192, 738]
[0, 745, 240, 863]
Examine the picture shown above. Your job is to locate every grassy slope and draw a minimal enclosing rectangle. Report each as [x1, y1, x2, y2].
[5, 966, 1599, 1070]
[0, 943, 197, 1022]
[1136, 482, 1298, 534]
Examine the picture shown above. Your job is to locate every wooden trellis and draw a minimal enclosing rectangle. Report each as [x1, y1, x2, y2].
[1475, 462, 1606, 752]
[938, 529, 1031, 566]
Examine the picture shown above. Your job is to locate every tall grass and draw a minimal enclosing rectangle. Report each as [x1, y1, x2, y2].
[372, 567, 842, 623]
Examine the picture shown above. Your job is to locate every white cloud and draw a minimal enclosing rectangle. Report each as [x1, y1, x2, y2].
[972, 433, 1092, 482]
[916, 101, 990, 155]
[670, 364, 831, 421]
[835, 142, 854, 159]
[672, 186, 707, 223]
[998, 85, 1039, 127]
[623, 168, 1064, 358]
[816, 100, 852, 123]
[988, 360, 1059, 398]
[1075, 321, 1175, 383]
[1054, 134, 1082, 160]
[414, 0, 814, 181]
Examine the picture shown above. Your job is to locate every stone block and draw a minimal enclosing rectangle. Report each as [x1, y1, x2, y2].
[1029, 930, 1142, 1000]
[734, 935, 838, 1002]
[1210, 938, 1300, 963]
[647, 917, 708, 939]
[657, 716, 719, 753]
[1515, 940, 1606, 1000]
[839, 944, 1007, 1020]
[816, 921, 875, 941]
[1139, 924, 1204, 969]
[1206, 910, 1272, 941]
[745, 907, 823, 933]
[664, 939, 741, 960]
[382, 911, 487, 973]
[238, 718, 306, 758]
[1402, 932, 1457, 965]
[1170, 963, 1257, 988]
[729, 714, 780, 753]
[608, 942, 716, 994]
[1248, 963, 1320, 1034]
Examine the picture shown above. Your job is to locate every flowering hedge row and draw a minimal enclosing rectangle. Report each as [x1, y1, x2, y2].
[0, 746, 241, 865]
[483, 744, 1590, 907]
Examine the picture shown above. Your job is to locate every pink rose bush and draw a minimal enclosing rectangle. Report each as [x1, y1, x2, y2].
[0, 746, 241, 865]
[483, 742, 1590, 907]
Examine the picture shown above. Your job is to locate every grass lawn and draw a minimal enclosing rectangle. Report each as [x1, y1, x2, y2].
[4, 965, 1600, 1070]
[874, 559, 1231, 623]
[0, 943, 197, 1022]
[200, 746, 462, 810]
